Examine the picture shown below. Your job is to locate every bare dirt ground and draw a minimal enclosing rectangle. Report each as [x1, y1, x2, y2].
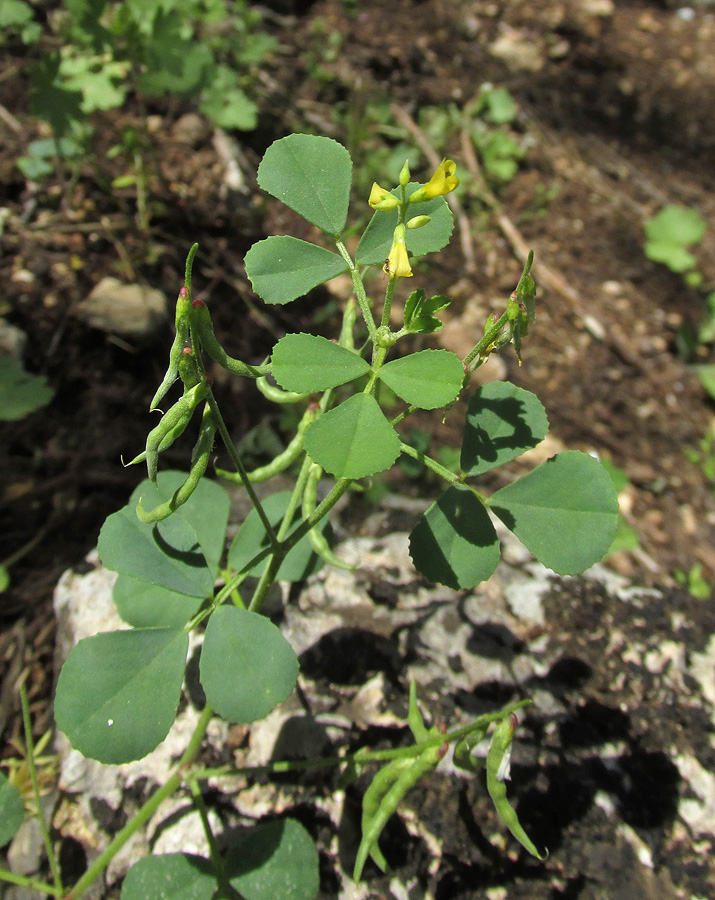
[1, 0, 714, 897]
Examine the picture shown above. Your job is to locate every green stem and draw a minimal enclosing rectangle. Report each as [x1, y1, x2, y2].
[380, 276, 396, 329]
[63, 705, 214, 900]
[206, 391, 278, 548]
[462, 310, 510, 371]
[390, 404, 418, 429]
[277, 455, 313, 543]
[335, 238, 376, 340]
[191, 698, 533, 781]
[20, 683, 63, 897]
[365, 344, 387, 393]
[0, 870, 57, 895]
[398, 442, 461, 484]
[187, 777, 233, 895]
[248, 455, 314, 612]
[247, 552, 283, 614]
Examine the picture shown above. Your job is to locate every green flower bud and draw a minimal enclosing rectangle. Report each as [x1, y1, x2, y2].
[406, 215, 431, 230]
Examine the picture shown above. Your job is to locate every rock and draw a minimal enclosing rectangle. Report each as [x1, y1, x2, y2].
[490, 27, 546, 73]
[170, 113, 208, 146]
[52, 508, 715, 895]
[7, 819, 44, 876]
[75, 277, 167, 338]
[0, 318, 27, 360]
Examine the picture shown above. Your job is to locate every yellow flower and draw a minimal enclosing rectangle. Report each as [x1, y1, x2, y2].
[409, 159, 459, 203]
[384, 226, 412, 279]
[368, 182, 400, 210]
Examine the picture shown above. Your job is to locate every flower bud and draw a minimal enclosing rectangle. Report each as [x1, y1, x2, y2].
[406, 215, 431, 230]
[368, 182, 400, 210]
[399, 160, 411, 186]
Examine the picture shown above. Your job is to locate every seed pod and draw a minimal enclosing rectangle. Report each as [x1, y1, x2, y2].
[453, 725, 488, 774]
[133, 381, 209, 482]
[354, 741, 445, 882]
[150, 286, 191, 411]
[256, 376, 309, 404]
[486, 715, 545, 859]
[191, 301, 269, 378]
[136, 404, 216, 524]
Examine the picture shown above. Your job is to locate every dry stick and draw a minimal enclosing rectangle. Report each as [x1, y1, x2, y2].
[0, 102, 22, 133]
[390, 103, 476, 274]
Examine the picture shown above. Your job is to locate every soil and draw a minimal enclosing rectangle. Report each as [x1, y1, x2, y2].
[1, 0, 715, 897]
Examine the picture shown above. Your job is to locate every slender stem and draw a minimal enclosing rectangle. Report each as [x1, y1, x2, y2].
[380, 276, 397, 329]
[277, 455, 313, 543]
[187, 777, 233, 896]
[20, 683, 63, 897]
[247, 550, 283, 614]
[398, 442, 461, 484]
[63, 705, 214, 900]
[192, 699, 533, 781]
[250, 474, 354, 614]
[335, 238, 377, 340]
[206, 391, 278, 548]
[390, 404, 418, 429]
[365, 345, 387, 392]
[462, 310, 510, 371]
[0, 870, 57, 895]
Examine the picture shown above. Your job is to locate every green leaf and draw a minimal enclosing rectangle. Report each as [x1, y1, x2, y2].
[200, 66, 257, 130]
[134, 11, 212, 96]
[226, 818, 319, 900]
[644, 204, 706, 248]
[409, 485, 500, 589]
[113, 575, 203, 629]
[272, 333, 370, 393]
[140, 474, 230, 575]
[355, 185, 453, 266]
[98, 472, 228, 597]
[257, 134, 352, 235]
[481, 87, 517, 124]
[200, 607, 298, 724]
[227, 491, 327, 582]
[0, 0, 33, 29]
[245, 236, 348, 305]
[0, 354, 54, 420]
[120, 853, 216, 900]
[490, 451, 619, 575]
[404, 290, 450, 334]
[379, 349, 463, 409]
[0, 772, 25, 847]
[643, 241, 697, 273]
[303, 393, 401, 479]
[30, 54, 85, 137]
[59, 53, 128, 112]
[461, 381, 549, 476]
[55, 628, 189, 763]
[696, 364, 715, 400]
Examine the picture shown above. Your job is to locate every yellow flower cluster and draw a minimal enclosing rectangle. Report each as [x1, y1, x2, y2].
[369, 159, 459, 279]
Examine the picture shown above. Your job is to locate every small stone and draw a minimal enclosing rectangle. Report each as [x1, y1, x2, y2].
[8, 819, 44, 876]
[75, 277, 167, 338]
[171, 113, 208, 146]
[490, 27, 545, 73]
[0, 319, 28, 359]
[574, 0, 614, 16]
